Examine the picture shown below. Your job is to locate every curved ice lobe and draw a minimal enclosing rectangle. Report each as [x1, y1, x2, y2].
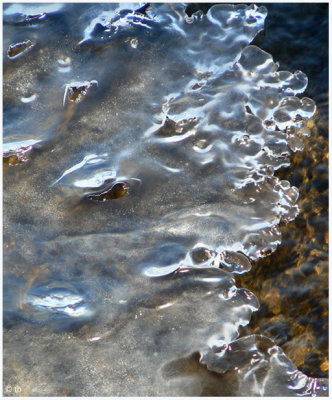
[199, 335, 329, 397]
[237, 45, 309, 93]
[233, 177, 300, 258]
[273, 96, 316, 130]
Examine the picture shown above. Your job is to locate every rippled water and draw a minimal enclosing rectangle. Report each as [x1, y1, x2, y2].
[3, 3, 328, 396]
[237, 2, 329, 381]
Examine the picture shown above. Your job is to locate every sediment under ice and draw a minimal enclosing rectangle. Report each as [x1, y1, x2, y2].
[3, 3, 326, 396]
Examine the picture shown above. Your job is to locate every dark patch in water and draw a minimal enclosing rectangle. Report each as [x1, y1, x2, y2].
[7, 39, 33, 59]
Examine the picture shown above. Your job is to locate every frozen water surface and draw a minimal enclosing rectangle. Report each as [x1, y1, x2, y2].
[3, 2, 325, 396]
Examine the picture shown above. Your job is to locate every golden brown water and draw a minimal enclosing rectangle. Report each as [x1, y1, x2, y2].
[237, 110, 328, 378]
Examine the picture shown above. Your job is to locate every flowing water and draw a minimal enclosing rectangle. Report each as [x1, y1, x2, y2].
[3, 3, 328, 396]
[236, 2, 329, 381]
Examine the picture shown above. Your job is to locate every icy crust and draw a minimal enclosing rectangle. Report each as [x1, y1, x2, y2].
[3, 2, 320, 397]
[3, 3, 314, 258]
[200, 335, 328, 396]
[4, 238, 259, 395]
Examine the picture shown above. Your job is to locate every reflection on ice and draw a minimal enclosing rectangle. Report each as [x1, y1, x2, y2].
[20, 93, 37, 103]
[3, 3, 64, 17]
[53, 153, 114, 187]
[3, 138, 41, 154]
[26, 283, 93, 319]
[3, 2, 323, 396]
[199, 335, 329, 396]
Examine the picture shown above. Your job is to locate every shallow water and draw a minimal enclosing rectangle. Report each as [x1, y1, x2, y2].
[3, 3, 328, 396]
[236, 1, 329, 380]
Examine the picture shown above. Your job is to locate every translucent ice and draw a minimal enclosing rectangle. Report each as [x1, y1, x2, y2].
[3, 3, 320, 396]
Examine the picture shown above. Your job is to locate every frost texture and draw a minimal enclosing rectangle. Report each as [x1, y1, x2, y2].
[3, 3, 320, 396]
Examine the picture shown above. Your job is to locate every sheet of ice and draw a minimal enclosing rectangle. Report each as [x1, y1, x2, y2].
[3, 3, 320, 396]
[166, 335, 329, 396]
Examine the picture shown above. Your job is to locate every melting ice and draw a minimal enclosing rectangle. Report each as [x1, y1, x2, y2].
[3, 2, 324, 397]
